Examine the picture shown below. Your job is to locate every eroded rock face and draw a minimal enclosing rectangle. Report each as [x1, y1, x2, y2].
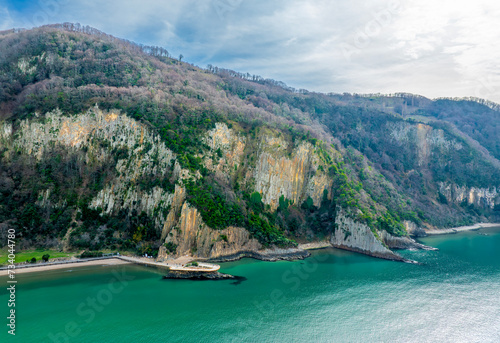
[379, 230, 436, 251]
[10, 107, 183, 237]
[203, 123, 333, 212]
[403, 220, 427, 237]
[389, 122, 463, 166]
[330, 212, 435, 258]
[439, 182, 499, 209]
[160, 184, 186, 240]
[161, 202, 262, 259]
[331, 209, 403, 261]
[204, 122, 246, 182]
[253, 139, 331, 210]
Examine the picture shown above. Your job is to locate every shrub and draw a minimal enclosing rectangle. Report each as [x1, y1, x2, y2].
[164, 242, 177, 254]
[80, 251, 103, 258]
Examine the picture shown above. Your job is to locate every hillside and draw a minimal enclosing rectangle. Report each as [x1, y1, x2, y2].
[0, 24, 499, 261]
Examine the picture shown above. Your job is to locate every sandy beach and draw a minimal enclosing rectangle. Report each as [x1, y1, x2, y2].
[0, 258, 130, 276]
[425, 222, 500, 235]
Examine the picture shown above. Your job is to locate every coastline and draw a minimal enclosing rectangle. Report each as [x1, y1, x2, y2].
[0, 258, 130, 276]
[425, 223, 500, 236]
[3, 224, 499, 276]
[207, 247, 310, 263]
[0, 248, 311, 276]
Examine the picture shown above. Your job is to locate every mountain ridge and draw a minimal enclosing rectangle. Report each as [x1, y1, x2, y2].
[0, 24, 498, 261]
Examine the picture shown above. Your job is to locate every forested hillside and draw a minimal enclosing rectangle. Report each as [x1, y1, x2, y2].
[0, 24, 498, 259]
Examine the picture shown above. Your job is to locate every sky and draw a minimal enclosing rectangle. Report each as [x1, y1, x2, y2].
[1, 0, 499, 102]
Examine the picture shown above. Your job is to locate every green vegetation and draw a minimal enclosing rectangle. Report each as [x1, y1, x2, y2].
[0, 249, 75, 264]
[80, 251, 103, 258]
[164, 242, 177, 254]
[184, 178, 244, 230]
[247, 213, 297, 247]
[0, 25, 498, 258]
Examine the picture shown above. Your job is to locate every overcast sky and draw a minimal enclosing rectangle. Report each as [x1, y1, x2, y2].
[1, 0, 499, 102]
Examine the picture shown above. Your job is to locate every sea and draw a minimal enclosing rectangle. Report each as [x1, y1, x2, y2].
[2, 226, 500, 343]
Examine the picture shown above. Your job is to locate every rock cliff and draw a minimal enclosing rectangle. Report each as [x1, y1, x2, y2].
[439, 182, 499, 209]
[160, 202, 262, 259]
[253, 136, 331, 210]
[331, 209, 405, 261]
[389, 122, 463, 166]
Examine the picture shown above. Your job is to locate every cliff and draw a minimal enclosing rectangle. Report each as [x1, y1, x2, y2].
[0, 107, 491, 262]
[331, 210, 404, 261]
[160, 202, 262, 259]
[438, 182, 499, 209]
[253, 137, 332, 210]
[1, 25, 499, 264]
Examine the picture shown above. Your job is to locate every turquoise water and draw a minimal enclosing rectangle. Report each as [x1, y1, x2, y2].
[2, 227, 500, 343]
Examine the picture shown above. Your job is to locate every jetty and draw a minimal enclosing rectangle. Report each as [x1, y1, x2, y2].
[116, 256, 220, 272]
[0, 254, 221, 276]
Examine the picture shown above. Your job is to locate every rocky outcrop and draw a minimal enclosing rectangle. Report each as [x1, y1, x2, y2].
[331, 209, 405, 261]
[202, 123, 333, 213]
[160, 184, 186, 240]
[331, 211, 436, 260]
[438, 182, 499, 209]
[403, 220, 427, 237]
[159, 196, 312, 261]
[379, 231, 437, 251]
[207, 247, 310, 262]
[160, 202, 262, 259]
[9, 108, 192, 245]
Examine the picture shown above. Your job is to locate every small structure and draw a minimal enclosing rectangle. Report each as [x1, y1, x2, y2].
[168, 262, 220, 272]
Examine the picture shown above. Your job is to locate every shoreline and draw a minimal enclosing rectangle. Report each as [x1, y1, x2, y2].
[0, 258, 130, 276]
[425, 223, 500, 236]
[0, 255, 223, 276]
[207, 247, 310, 263]
[3, 224, 499, 276]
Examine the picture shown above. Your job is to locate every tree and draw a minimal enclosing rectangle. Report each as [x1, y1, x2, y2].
[249, 192, 264, 213]
[30, 257, 37, 263]
[179, 54, 183, 62]
[301, 197, 316, 212]
[42, 254, 50, 262]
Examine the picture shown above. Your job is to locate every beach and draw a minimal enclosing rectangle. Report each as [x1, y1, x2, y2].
[425, 222, 500, 235]
[0, 258, 130, 276]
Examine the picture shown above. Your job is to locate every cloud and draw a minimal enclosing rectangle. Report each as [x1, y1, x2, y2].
[3, 0, 500, 102]
[0, 5, 13, 30]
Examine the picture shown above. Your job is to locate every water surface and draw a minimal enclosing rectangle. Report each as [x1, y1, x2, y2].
[2, 226, 500, 342]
